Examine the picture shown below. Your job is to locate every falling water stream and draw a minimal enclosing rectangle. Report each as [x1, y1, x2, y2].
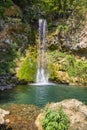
[36, 19, 49, 84]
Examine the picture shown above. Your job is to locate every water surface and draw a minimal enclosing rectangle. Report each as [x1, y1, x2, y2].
[0, 84, 87, 107]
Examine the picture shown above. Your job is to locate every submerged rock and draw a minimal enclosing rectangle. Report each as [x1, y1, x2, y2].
[35, 99, 87, 130]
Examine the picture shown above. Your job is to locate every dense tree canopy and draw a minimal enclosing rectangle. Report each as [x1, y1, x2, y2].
[0, 0, 87, 22]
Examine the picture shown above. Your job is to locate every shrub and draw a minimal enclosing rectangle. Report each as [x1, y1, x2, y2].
[66, 55, 87, 78]
[0, 0, 13, 18]
[16, 56, 36, 82]
[16, 46, 37, 82]
[42, 108, 70, 130]
[0, 43, 17, 75]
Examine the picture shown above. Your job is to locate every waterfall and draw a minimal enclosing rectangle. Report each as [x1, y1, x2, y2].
[36, 19, 49, 84]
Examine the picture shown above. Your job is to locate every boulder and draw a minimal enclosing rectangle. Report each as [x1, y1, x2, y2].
[0, 108, 10, 124]
[35, 99, 87, 130]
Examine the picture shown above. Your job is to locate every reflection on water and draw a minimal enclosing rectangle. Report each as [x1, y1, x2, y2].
[0, 84, 87, 107]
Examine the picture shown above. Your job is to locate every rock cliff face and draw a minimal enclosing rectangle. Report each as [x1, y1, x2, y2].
[0, 1, 38, 89]
[48, 17, 87, 56]
[0, 5, 21, 90]
[35, 99, 87, 130]
[73, 19, 87, 54]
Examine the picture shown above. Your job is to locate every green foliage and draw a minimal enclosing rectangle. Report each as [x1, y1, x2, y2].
[11, 0, 87, 24]
[66, 55, 87, 78]
[18, 0, 42, 23]
[48, 50, 65, 63]
[16, 48, 37, 82]
[4, 0, 13, 7]
[64, 55, 77, 76]
[0, 0, 12, 8]
[36, 0, 85, 20]
[0, 61, 15, 75]
[42, 108, 70, 130]
[0, 6, 5, 18]
[48, 50, 87, 84]
[0, 43, 17, 75]
[48, 51, 66, 81]
[0, 0, 12, 18]
[57, 24, 69, 32]
[17, 56, 36, 82]
[49, 63, 61, 82]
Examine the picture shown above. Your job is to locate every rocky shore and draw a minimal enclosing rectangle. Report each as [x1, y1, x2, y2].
[0, 104, 40, 130]
[0, 108, 9, 125]
[1, 99, 87, 130]
[0, 74, 18, 91]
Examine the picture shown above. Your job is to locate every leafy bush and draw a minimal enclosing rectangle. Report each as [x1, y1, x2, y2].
[66, 55, 87, 78]
[57, 24, 69, 32]
[16, 56, 36, 82]
[4, 0, 13, 7]
[16, 47, 37, 82]
[48, 63, 62, 82]
[42, 108, 70, 130]
[0, 0, 12, 18]
[48, 50, 65, 63]
[48, 50, 87, 84]
[0, 43, 17, 75]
